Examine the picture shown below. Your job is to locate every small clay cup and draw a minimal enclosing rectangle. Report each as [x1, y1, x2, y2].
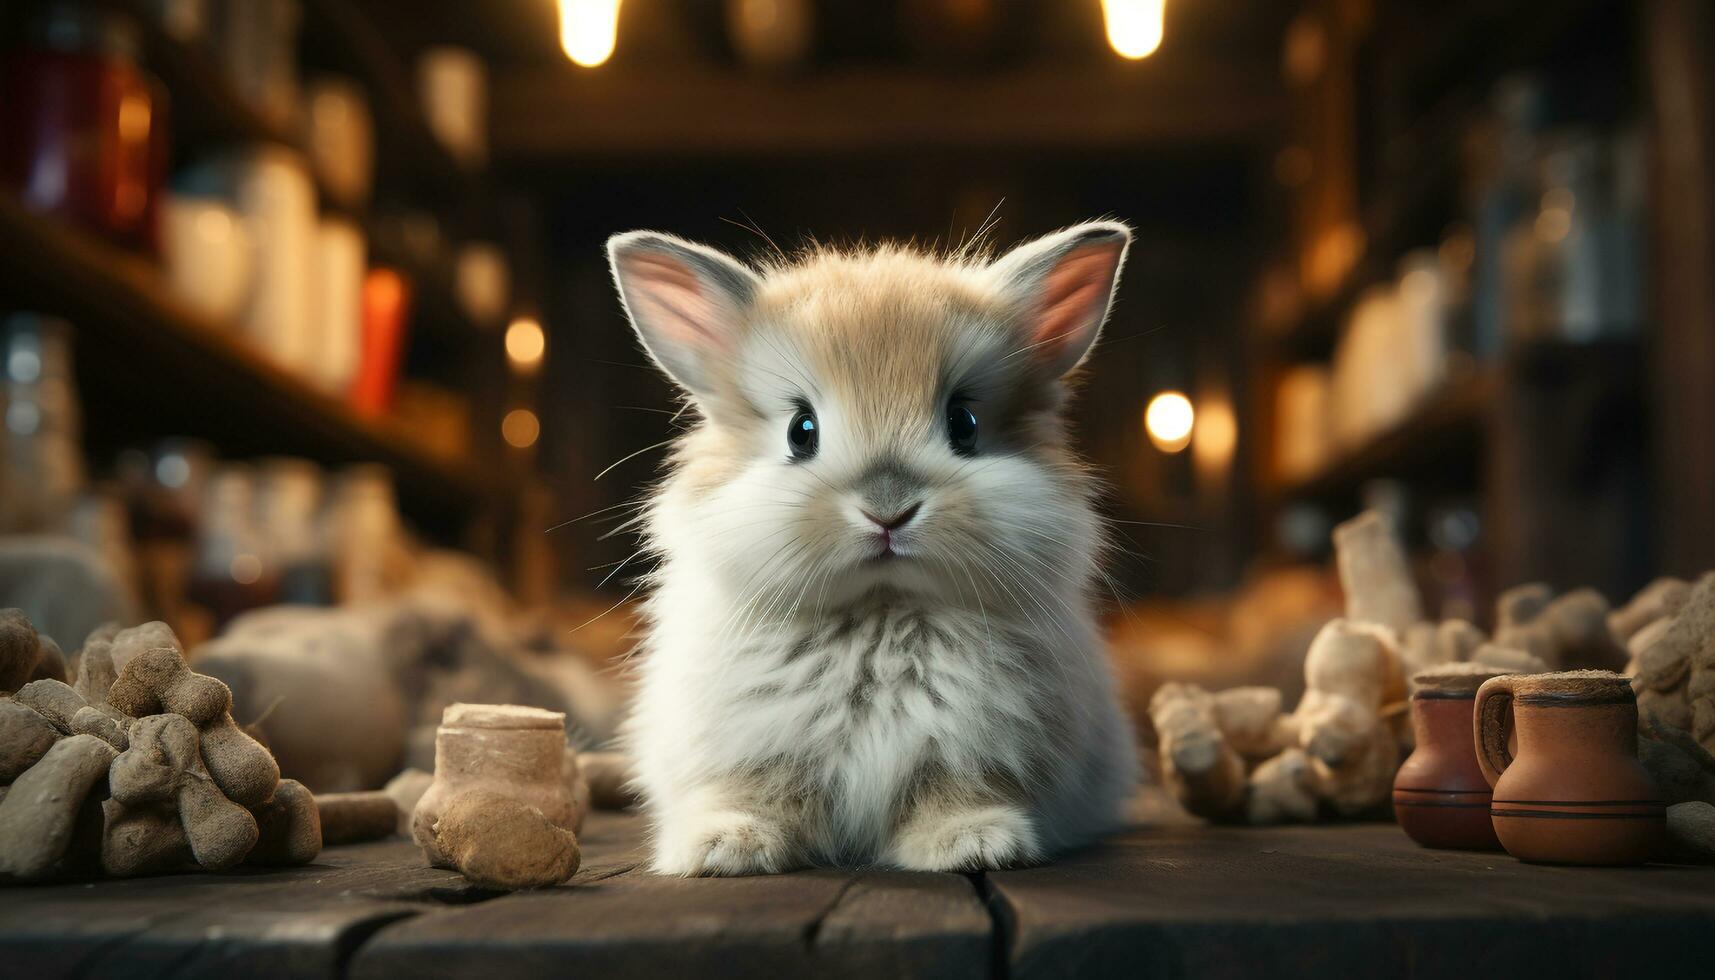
[412, 703, 584, 868]
[1475, 671, 1664, 865]
[1393, 664, 1512, 850]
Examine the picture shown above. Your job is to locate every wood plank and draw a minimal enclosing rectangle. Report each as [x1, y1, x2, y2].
[0, 839, 461, 980]
[490, 63, 1285, 161]
[987, 822, 1715, 980]
[349, 811, 993, 980]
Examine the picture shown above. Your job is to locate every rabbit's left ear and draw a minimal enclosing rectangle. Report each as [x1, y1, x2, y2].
[987, 221, 1131, 377]
[607, 230, 761, 401]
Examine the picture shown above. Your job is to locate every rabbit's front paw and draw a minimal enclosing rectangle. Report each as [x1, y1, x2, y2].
[886, 803, 1042, 871]
[652, 809, 795, 877]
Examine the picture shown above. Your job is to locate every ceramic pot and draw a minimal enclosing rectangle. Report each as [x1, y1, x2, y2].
[1475, 671, 1664, 865]
[412, 703, 583, 868]
[1393, 665, 1511, 850]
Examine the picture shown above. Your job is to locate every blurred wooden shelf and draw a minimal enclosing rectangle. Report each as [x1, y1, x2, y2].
[1260, 0, 1623, 360]
[118, 0, 366, 220]
[490, 62, 1286, 160]
[0, 196, 503, 536]
[1264, 370, 1498, 508]
[299, 0, 480, 199]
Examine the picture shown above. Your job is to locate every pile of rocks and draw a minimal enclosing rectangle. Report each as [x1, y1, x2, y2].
[0, 613, 319, 881]
[1148, 511, 1715, 829]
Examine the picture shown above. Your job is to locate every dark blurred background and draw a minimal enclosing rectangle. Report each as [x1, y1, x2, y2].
[2, 0, 1712, 709]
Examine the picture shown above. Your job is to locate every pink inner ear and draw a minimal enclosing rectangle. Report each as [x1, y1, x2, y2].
[1031, 242, 1121, 363]
[620, 252, 728, 350]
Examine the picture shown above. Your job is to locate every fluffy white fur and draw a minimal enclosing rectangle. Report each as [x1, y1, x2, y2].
[608, 222, 1140, 875]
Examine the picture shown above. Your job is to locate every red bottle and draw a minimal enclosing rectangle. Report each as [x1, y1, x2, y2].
[1, 4, 167, 253]
[351, 267, 413, 417]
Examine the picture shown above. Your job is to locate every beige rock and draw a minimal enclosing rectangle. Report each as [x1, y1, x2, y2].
[0, 697, 61, 782]
[1439, 620, 1486, 662]
[1470, 643, 1550, 674]
[102, 802, 194, 877]
[0, 609, 40, 694]
[1212, 687, 1293, 760]
[431, 790, 580, 890]
[1331, 512, 1423, 635]
[1626, 616, 1674, 670]
[1303, 619, 1404, 709]
[1496, 583, 1554, 633]
[1148, 683, 1246, 820]
[1305, 704, 1399, 816]
[108, 621, 183, 675]
[1610, 577, 1692, 644]
[248, 779, 323, 866]
[109, 646, 231, 724]
[0, 734, 118, 879]
[72, 631, 119, 710]
[110, 714, 259, 871]
[317, 791, 400, 844]
[1639, 722, 1715, 807]
[1665, 801, 1715, 863]
[1496, 588, 1627, 670]
[198, 713, 280, 808]
[69, 705, 128, 752]
[32, 636, 67, 684]
[1245, 748, 1318, 824]
[13, 678, 88, 732]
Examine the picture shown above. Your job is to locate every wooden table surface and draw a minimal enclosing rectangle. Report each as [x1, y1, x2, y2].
[2, 810, 1711, 979]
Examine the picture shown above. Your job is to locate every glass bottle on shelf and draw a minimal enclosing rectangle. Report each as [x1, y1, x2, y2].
[1468, 75, 1546, 359]
[328, 464, 410, 603]
[0, 3, 167, 253]
[1, 313, 84, 533]
[255, 457, 332, 605]
[186, 464, 278, 639]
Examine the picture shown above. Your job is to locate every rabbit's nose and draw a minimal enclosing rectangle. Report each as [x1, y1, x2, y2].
[861, 501, 922, 532]
[854, 457, 926, 519]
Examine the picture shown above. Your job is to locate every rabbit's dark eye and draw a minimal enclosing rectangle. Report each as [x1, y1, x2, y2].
[787, 407, 819, 460]
[947, 400, 978, 456]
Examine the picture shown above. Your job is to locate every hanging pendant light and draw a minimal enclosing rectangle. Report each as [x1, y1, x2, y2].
[558, 0, 622, 68]
[1102, 0, 1165, 60]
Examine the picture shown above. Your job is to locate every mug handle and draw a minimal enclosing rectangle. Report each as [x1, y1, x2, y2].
[1473, 675, 1519, 788]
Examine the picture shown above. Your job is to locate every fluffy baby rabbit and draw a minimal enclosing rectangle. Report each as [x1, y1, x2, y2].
[608, 222, 1139, 875]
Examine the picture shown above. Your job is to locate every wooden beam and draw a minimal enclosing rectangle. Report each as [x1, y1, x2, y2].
[490, 63, 1286, 160]
[1644, 0, 1715, 575]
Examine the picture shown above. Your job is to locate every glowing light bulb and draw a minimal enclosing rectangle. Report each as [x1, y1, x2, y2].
[558, 0, 622, 68]
[505, 316, 546, 372]
[503, 408, 541, 449]
[1145, 390, 1194, 453]
[1102, 0, 1165, 60]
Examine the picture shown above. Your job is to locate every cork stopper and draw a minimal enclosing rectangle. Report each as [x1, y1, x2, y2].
[1413, 662, 1516, 697]
[441, 703, 566, 730]
[1507, 669, 1634, 700]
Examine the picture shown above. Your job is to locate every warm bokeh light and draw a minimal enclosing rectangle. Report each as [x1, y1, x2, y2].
[558, 0, 622, 68]
[1145, 390, 1194, 453]
[1192, 395, 1238, 477]
[502, 408, 541, 449]
[505, 316, 546, 372]
[1102, 0, 1165, 60]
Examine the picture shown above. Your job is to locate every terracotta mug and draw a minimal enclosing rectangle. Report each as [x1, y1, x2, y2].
[1474, 671, 1664, 865]
[1393, 665, 1512, 850]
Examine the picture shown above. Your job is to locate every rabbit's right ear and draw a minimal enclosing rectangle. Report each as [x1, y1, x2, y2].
[607, 231, 761, 400]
